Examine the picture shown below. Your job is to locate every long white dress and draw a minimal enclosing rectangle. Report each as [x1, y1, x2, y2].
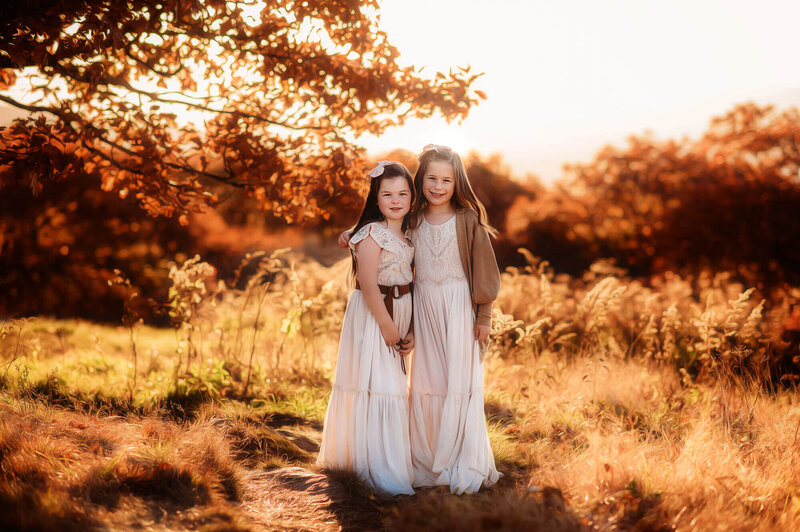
[408, 214, 500, 494]
[317, 222, 415, 496]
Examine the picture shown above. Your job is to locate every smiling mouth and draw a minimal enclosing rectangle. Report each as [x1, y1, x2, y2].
[430, 192, 446, 198]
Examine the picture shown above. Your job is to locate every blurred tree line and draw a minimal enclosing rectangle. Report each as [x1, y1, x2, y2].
[505, 103, 800, 293]
[3, 102, 800, 322]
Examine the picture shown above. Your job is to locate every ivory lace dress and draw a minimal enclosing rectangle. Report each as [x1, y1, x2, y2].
[317, 222, 415, 496]
[409, 214, 500, 494]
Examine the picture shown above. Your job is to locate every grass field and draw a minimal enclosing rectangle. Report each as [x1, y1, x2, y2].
[2, 251, 799, 531]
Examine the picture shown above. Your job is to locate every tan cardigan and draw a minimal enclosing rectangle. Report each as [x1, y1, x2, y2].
[454, 208, 501, 327]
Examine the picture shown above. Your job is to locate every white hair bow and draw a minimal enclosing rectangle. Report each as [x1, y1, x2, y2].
[367, 160, 393, 181]
[422, 143, 451, 154]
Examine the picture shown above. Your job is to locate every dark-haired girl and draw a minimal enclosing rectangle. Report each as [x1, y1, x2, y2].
[317, 161, 417, 496]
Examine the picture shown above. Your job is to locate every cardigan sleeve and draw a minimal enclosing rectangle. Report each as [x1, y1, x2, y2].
[471, 220, 501, 327]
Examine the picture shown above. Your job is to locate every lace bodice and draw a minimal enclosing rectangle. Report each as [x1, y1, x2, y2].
[350, 222, 414, 286]
[412, 215, 466, 287]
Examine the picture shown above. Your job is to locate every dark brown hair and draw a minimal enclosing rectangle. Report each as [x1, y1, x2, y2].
[348, 161, 415, 280]
[409, 147, 497, 237]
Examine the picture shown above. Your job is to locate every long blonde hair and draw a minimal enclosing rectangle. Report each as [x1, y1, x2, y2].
[409, 147, 497, 237]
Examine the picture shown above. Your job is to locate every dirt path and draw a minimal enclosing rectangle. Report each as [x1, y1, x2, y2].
[242, 467, 348, 531]
[241, 466, 389, 531]
[239, 422, 387, 531]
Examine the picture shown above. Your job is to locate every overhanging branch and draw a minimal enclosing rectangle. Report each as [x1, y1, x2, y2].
[47, 63, 323, 131]
[0, 93, 247, 188]
[0, 94, 56, 114]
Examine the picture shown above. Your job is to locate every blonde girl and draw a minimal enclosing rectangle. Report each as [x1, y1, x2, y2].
[405, 144, 500, 494]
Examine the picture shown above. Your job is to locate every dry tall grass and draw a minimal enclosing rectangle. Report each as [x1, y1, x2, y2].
[2, 249, 799, 530]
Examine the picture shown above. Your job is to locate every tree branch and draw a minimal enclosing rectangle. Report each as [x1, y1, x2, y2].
[47, 63, 323, 131]
[94, 134, 246, 187]
[0, 94, 55, 114]
[82, 141, 246, 196]
[124, 47, 185, 77]
[0, 93, 246, 187]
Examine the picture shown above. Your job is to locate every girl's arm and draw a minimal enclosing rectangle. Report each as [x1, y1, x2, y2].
[472, 224, 501, 344]
[355, 236, 401, 346]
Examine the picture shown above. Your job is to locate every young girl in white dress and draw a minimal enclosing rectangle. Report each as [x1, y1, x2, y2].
[317, 161, 417, 496]
[406, 144, 501, 494]
[338, 145, 501, 494]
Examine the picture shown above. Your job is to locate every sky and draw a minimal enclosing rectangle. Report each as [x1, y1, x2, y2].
[358, 0, 800, 182]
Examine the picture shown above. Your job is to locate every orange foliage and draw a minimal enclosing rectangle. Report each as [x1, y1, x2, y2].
[0, 0, 486, 321]
[0, 0, 482, 222]
[3, 101, 799, 322]
[0, 172, 303, 323]
[506, 103, 800, 288]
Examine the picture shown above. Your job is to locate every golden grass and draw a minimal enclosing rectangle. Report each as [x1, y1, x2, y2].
[0, 398, 251, 531]
[2, 251, 800, 530]
[486, 351, 800, 531]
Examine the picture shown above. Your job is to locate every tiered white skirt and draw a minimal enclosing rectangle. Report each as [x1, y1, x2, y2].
[409, 279, 500, 494]
[317, 290, 414, 496]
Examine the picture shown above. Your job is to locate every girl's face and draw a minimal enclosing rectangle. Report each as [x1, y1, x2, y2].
[377, 175, 412, 222]
[422, 160, 455, 208]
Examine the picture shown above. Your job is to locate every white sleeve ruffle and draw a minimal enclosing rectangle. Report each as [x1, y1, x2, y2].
[349, 222, 403, 253]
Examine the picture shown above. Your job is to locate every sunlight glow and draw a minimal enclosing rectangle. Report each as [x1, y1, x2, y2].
[360, 0, 800, 181]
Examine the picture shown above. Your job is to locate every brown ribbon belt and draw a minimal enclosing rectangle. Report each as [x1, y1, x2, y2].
[355, 281, 412, 320]
[355, 280, 413, 374]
